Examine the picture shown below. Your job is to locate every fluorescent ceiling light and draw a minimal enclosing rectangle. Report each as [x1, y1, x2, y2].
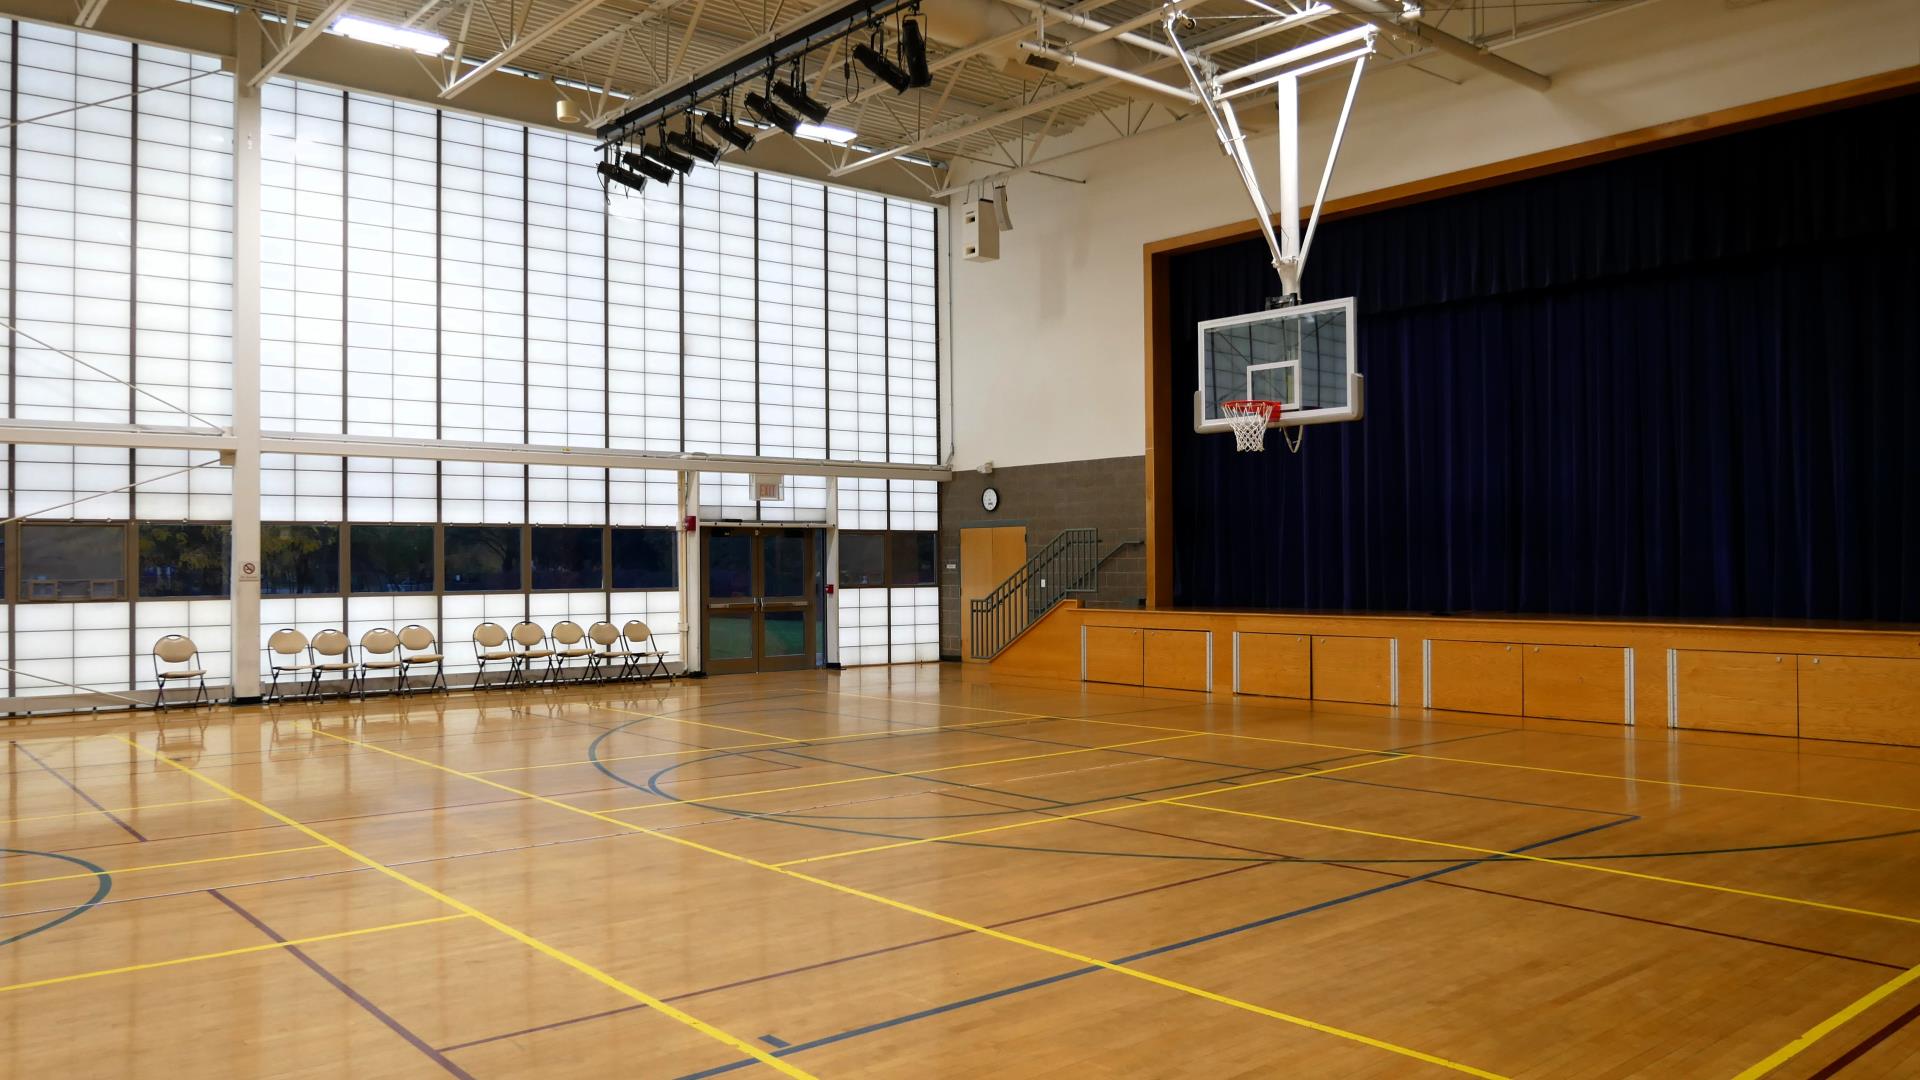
[331, 16, 448, 55]
[795, 122, 857, 145]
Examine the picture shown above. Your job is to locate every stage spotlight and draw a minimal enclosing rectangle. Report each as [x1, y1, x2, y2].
[703, 111, 755, 150]
[596, 160, 646, 193]
[622, 150, 675, 185]
[854, 41, 910, 94]
[745, 91, 802, 135]
[902, 19, 931, 87]
[770, 79, 830, 124]
[643, 140, 696, 176]
[668, 129, 724, 164]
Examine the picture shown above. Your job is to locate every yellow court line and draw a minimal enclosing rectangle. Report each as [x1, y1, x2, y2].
[0, 796, 233, 829]
[597, 734, 1201, 814]
[0, 913, 470, 996]
[812, 687, 1920, 815]
[771, 755, 1403, 868]
[1166, 800, 1920, 927]
[1730, 961, 1920, 1079]
[0, 843, 334, 891]
[468, 710, 1039, 776]
[115, 736, 817, 1080]
[309, 730, 1500, 1079]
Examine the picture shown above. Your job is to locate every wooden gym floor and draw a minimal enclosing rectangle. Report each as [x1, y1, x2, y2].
[4, 667, 1920, 1079]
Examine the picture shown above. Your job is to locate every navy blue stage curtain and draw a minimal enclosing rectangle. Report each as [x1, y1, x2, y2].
[1170, 93, 1920, 620]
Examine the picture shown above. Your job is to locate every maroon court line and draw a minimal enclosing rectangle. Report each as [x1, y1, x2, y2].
[1805, 997, 1920, 1079]
[9, 740, 148, 842]
[208, 888, 476, 1079]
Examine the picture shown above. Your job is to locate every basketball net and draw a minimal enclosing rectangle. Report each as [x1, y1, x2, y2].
[1221, 401, 1304, 453]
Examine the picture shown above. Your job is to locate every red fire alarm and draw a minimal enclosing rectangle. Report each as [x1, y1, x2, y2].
[825, 583, 836, 595]
[684, 514, 697, 533]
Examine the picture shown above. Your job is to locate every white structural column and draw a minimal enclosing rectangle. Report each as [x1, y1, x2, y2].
[679, 472, 702, 673]
[228, 23, 264, 700]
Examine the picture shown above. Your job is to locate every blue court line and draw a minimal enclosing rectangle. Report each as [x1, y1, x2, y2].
[758, 1035, 790, 1049]
[669, 815, 1634, 1079]
[0, 849, 112, 949]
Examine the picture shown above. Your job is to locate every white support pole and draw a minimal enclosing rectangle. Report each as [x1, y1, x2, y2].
[679, 471, 701, 674]
[229, 24, 264, 701]
[1275, 73, 1301, 297]
[824, 477, 840, 667]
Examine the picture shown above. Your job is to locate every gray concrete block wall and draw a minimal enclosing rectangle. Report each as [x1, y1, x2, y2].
[938, 455, 1147, 659]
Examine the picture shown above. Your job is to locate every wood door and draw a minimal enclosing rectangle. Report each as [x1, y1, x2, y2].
[959, 525, 1027, 661]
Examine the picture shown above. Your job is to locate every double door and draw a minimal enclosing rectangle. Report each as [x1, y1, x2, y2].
[702, 527, 818, 675]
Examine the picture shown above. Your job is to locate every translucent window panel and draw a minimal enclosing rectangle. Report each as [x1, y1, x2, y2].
[836, 476, 887, 530]
[13, 601, 131, 696]
[606, 183, 681, 451]
[344, 94, 438, 440]
[440, 591, 526, 676]
[346, 456, 435, 522]
[836, 586, 889, 667]
[134, 598, 230, 689]
[260, 80, 345, 432]
[440, 461, 524, 524]
[825, 189, 888, 462]
[137, 522, 229, 597]
[529, 591, 607, 642]
[526, 131, 605, 447]
[888, 478, 937, 531]
[12, 26, 133, 425]
[611, 589, 680, 661]
[609, 467, 678, 527]
[261, 454, 343, 521]
[440, 115, 525, 444]
[696, 472, 824, 522]
[13, 444, 129, 518]
[345, 593, 437, 652]
[755, 173, 827, 459]
[134, 448, 232, 520]
[529, 464, 604, 525]
[0, 29, 11, 414]
[887, 198, 938, 464]
[889, 586, 938, 663]
[136, 47, 234, 428]
[681, 165, 756, 454]
[259, 595, 347, 659]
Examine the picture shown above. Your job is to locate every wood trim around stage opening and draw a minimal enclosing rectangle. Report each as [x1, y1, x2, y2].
[1141, 65, 1920, 609]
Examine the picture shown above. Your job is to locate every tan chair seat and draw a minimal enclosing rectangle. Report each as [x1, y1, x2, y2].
[403, 653, 444, 664]
[517, 648, 554, 659]
[271, 661, 315, 671]
[316, 662, 354, 671]
[557, 647, 592, 658]
[363, 660, 403, 670]
[590, 648, 620, 658]
[479, 650, 514, 661]
[159, 669, 205, 679]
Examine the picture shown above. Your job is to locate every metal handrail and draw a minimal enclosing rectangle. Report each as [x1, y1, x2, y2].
[968, 528, 1100, 660]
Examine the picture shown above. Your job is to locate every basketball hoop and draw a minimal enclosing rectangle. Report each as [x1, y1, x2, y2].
[1222, 400, 1285, 452]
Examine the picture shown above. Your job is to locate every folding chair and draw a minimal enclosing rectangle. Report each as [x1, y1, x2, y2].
[356, 628, 404, 697]
[549, 621, 593, 683]
[397, 624, 447, 694]
[471, 622, 514, 689]
[507, 621, 554, 687]
[308, 629, 357, 700]
[152, 634, 210, 711]
[264, 628, 314, 703]
[584, 622, 623, 683]
[620, 620, 672, 683]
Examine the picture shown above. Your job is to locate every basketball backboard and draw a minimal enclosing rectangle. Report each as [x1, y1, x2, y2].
[1195, 296, 1362, 433]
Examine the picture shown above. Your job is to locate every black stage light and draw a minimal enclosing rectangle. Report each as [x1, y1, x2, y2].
[643, 140, 696, 175]
[902, 19, 931, 87]
[623, 150, 675, 185]
[853, 41, 910, 94]
[703, 111, 755, 150]
[745, 91, 801, 135]
[668, 129, 724, 164]
[597, 160, 646, 193]
[770, 79, 830, 124]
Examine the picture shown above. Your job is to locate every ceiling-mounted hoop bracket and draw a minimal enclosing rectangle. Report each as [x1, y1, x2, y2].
[1166, 10, 1375, 297]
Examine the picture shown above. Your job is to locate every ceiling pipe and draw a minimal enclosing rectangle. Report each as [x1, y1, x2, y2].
[1319, 0, 1550, 91]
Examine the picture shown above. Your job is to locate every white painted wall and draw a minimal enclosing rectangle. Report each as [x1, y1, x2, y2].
[944, 0, 1919, 469]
